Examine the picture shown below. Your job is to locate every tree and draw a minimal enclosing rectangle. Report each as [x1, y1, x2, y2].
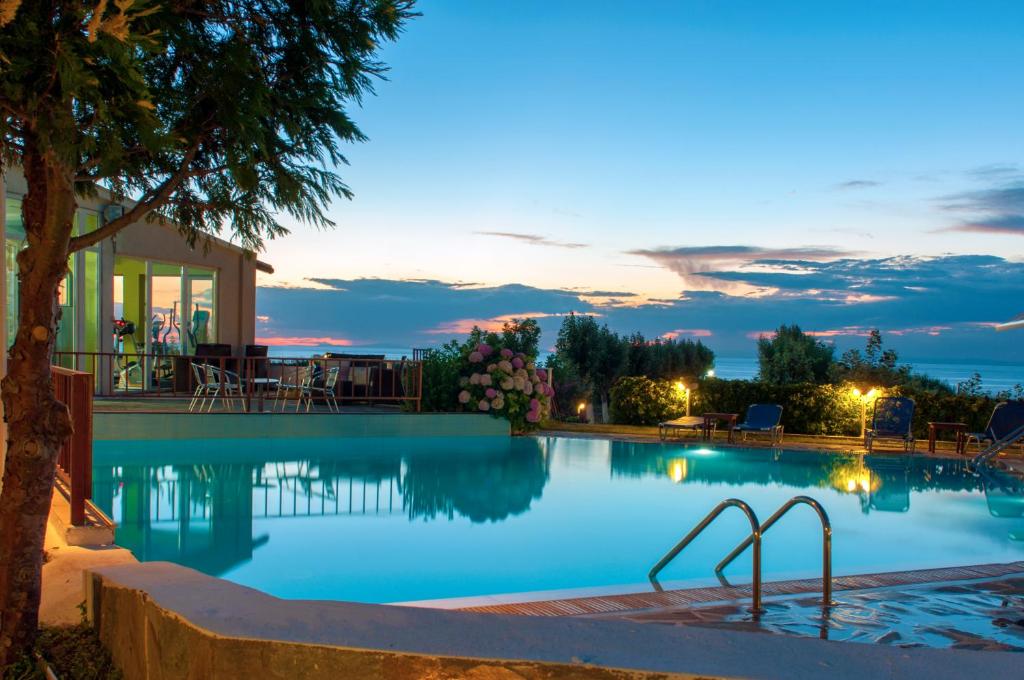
[554, 314, 625, 422]
[0, 0, 416, 665]
[833, 329, 907, 388]
[757, 324, 834, 385]
[500, 318, 541, 358]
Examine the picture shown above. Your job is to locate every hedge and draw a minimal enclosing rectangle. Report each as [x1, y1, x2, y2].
[608, 377, 1000, 440]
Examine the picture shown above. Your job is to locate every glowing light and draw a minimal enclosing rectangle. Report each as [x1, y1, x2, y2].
[692, 447, 716, 456]
[866, 388, 878, 400]
[577, 402, 586, 413]
[669, 460, 687, 483]
[674, 381, 686, 392]
[706, 370, 715, 378]
[852, 387, 861, 397]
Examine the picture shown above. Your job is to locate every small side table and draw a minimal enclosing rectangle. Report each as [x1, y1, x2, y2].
[703, 413, 739, 443]
[927, 421, 967, 454]
[659, 416, 705, 441]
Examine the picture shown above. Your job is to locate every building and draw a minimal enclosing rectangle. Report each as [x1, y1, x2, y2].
[1, 168, 272, 385]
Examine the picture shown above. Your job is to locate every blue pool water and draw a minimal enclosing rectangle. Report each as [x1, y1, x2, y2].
[91, 436, 1024, 604]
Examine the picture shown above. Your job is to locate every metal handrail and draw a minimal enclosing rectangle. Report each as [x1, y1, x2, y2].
[971, 424, 1024, 467]
[715, 495, 832, 606]
[648, 498, 762, 613]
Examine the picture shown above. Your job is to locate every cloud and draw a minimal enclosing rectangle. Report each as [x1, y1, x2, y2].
[662, 329, 713, 339]
[950, 215, 1024, 235]
[967, 163, 1020, 180]
[256, 335, 354, 347]
[424, 312, 568, 335]
[256, 254, 1024, 362]
[628, 244, 856, 295]
[475, 231, 588, 249]
[938, 181, 1024, 235]
[835, 180, 881, 190]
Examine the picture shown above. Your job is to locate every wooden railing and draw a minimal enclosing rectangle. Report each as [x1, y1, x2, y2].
[52, 352, 424, 413]
[52, 365, 94, 526]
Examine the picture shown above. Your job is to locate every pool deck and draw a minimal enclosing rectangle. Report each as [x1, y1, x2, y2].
[540, 422, 1024, 463]
[85, 560, 1024, 679]
[444, 561, 1024, 616]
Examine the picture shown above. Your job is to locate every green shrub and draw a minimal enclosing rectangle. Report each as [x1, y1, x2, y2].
[683, 378, 1000, 439]
[419, 341, 462, 412]
[609, 376, 688, 425]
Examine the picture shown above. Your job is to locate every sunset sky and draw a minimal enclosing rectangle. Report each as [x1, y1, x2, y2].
[254, 1, 1024, 360]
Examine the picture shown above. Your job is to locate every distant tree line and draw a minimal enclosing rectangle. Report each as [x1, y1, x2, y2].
[757, 325, 964, 394]
[548, 314, 715, 422]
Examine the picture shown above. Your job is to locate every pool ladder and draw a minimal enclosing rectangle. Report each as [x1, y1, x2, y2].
[647, 496, 832, 614]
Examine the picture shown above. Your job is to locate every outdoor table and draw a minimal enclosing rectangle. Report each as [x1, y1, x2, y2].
[246, 377, 281, 413]
[927, 421, 968, 454]
[703, 413, 739, 443]
[658, 416, 705, 441]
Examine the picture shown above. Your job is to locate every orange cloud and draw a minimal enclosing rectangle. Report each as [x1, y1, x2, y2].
[256, 335, 354, 347]
[661, 329, 713, 339]
[424, 312, 571, 335]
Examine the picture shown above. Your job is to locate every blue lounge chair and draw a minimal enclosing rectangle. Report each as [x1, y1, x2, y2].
[964, 400, 1024, 453]
[732, 404, 784, 445]
[865, 396, 916, 452]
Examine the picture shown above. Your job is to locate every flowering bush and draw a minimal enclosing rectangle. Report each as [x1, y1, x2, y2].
[457, 341, 554, 432]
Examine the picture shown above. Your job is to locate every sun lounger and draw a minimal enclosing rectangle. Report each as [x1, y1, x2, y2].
[732, 404, 784, 445]
[865, 396, 916, 452]
[964, 400, 1024, 453]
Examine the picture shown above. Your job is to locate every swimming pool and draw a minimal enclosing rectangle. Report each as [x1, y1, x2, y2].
[91, 436, 1024, 604]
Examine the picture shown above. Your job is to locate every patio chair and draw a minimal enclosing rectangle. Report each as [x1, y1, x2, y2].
[964, 400, 1024, 453]
[274, 364, 314, 412]
[205, 365, 243, 411]
[188, 361, 219, 412]
[731, 404, 784, 445]
[865, 396, 916, 453]
[307, 366, 341, 412]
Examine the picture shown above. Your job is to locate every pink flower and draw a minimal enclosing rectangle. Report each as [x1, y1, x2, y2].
[545, 384, 555, 396]
[458, 390, 471, 404]
[478, 399, 490, 412]
[512, 357, 524, 369]
[487, 363, 497, 373]
[497, 360, 513, 373]
[536, 369, 547, 381]
[523, 381, 533, 395]
[480, 373, 493, 386]
[469, 373, 481, 385]
[492, 397, 504, 410]
[469, 351, 483, 363]
[526, 410, 540, 423]
[500, 348, 514, 358]
[477, 343, 493, 356]
[500, 377, 514, 391]
[530, 398, 540, 410]
[485, 387, 497, 398]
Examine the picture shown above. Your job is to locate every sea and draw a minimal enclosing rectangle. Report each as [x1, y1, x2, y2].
[268, 345, 1022, 396]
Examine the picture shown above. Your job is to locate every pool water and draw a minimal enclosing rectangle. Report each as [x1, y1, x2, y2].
[91, 436, 1024, 604]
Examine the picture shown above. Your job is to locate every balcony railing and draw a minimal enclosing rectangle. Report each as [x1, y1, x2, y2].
[52, 351, 423, 413]
[52, 365, 98, 525]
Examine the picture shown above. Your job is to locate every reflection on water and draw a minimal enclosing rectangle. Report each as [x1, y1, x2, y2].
[92, 437, 1024, 602]
[94, 438, 550, 576]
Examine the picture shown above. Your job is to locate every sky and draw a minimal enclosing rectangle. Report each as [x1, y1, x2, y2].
[254, 0, 1024, 362]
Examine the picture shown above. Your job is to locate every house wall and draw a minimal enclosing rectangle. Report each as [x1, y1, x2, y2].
[0, 168, 265, 479]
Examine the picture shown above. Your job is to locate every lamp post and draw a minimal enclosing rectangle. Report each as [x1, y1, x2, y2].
[674, 381, 691, 417]
[852, 387, 879, 438]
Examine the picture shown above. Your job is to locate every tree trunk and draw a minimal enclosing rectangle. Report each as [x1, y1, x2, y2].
[600, 393, 609, 424]
[0, 147, 75, 668]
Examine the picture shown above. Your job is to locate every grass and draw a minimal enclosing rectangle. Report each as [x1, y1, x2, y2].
[2, 622, 121, 680]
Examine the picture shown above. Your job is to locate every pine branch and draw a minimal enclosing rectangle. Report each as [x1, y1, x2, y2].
[68, 143, 199, 252]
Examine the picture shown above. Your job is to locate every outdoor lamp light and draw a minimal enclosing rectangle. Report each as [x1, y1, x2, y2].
[674, 381, 691, 417]
[706, 369, 715, 378]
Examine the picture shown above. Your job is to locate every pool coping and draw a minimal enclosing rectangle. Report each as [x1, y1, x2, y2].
[85, 561, 1024, 680]
[435, 561, 1024, 616]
